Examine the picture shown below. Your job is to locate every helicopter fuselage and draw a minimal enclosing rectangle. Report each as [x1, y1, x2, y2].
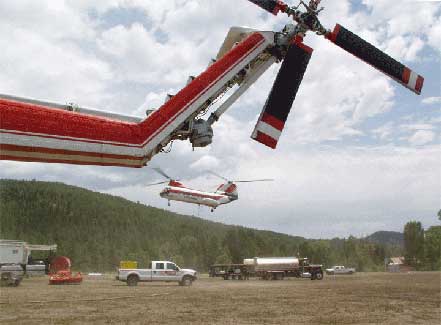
[0, 30, 276, 167]
[159, 184, 237, 209]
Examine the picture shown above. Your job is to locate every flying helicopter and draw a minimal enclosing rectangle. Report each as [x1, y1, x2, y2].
[0, 0, 424, 168]
[147, 168, 273, 212]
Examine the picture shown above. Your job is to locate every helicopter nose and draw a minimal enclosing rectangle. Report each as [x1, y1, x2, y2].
[230, 193, 238, 201]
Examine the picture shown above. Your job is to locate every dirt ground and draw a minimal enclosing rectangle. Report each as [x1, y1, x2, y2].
[0, 272, 439, 324]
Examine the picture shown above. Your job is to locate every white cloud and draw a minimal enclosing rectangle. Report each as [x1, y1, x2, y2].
[98, 23, 202, 86]
[0, 2, 113, 107]
[190, 156, 221, 171]
[385, 36, 425, 62]
[0, 1, 96, 41]
[401, 123, 435, 131]
[361, 0, 440, 61]
[372, 122, 395, 140]
[408, 130, 436, 145]
[422, 96, 441, 105]
[427, 15, 441, 51]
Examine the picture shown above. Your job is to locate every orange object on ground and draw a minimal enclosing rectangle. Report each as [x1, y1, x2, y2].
[49, 256, 71, 274]
[48, 256, 82, 285]
[49, 270, 82, 285]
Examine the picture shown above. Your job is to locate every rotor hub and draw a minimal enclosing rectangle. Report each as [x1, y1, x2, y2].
[190, 119, 214, 148]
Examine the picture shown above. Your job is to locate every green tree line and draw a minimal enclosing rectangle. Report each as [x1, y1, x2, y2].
[404, 220, 441, 270]
[0, 179, 412, 272]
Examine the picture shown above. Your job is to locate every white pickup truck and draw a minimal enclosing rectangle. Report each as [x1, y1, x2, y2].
[325, 265, 356, 275]
[117, 261, 197, 286]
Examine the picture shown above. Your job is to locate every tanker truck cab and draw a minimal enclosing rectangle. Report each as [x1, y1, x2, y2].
[117, 261, 197, 286]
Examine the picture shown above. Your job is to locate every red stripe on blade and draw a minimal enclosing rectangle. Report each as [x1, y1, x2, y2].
[402, 67, 411, 84]
[255, 131, 277, 149]
[325, 24, 341, 43]
[292, 36, 314, 54]
[272, 1, 288, 15]
[261, 113, 285, 131]
[415, 75, 424, 94]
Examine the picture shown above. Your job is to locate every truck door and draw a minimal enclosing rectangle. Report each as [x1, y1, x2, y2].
[164, 262, 179, 281]
[152, 262, 166, 281]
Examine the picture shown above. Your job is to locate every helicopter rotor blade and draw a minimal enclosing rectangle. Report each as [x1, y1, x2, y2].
[233, 179, 274, 183]
[207, 171, 229, 182]
[247, 0, 288, 15]
[326, 24, 424, 94]
[251, 38, 313, 149]
[151, 167, 172, 180]
[146, 181, 169, 187]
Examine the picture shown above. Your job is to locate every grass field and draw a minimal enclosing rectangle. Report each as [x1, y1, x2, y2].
[0, 272, 439, 324]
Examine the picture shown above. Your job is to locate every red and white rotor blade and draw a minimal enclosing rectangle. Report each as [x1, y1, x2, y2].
[247, 0, 288, 15]
[326, 24, 424, 95]
[251, 39, 313, 149]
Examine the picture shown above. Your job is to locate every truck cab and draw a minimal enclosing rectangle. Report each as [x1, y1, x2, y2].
[117, 260, 197, 286]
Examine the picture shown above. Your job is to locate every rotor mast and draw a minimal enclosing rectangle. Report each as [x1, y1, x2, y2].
[249, 0, 328, 36]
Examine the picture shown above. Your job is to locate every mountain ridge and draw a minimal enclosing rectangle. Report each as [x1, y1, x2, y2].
[364, 231, 404, 247]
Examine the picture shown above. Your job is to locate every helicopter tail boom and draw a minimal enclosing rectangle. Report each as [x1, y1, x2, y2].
[0, 32, 271, 167]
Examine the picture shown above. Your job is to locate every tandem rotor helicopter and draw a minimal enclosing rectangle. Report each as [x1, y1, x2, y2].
[147, 168, 273, 212]
[1, 0, 424, 168]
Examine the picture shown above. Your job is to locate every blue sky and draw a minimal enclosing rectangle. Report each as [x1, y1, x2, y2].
[0, 0, 439, 238]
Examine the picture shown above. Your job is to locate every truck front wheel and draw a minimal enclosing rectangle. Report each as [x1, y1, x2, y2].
[127, 275, 139, 286]
[311, 272, 323, 280]
[179, 276, 193, 286]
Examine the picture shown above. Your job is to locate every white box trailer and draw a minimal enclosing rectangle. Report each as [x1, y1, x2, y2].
[0, 240, 28, 265]
[0, 240, 57, 275]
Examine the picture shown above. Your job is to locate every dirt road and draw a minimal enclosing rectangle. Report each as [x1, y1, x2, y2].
[1, 272, 439, 324]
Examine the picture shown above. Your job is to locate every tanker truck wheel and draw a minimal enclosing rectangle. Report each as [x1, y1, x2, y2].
[127, 275, 139, 286]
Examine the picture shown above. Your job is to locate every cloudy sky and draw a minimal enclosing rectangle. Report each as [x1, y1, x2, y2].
[0, 0, 440, 238]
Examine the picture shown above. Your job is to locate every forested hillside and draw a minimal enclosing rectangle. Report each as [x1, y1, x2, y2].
[365, 231, 404, 247]
[0, 180, 402, 272]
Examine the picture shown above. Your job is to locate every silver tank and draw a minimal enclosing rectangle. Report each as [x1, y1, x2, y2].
[244, 257, 300, 271]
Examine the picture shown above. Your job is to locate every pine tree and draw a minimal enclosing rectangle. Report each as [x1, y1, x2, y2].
[404, 221, 425, 267]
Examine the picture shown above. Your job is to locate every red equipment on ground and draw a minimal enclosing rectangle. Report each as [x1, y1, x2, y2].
[48, 256, 82, 285]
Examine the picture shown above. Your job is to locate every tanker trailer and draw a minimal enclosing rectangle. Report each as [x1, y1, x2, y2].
[246, 257, 323, 280]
